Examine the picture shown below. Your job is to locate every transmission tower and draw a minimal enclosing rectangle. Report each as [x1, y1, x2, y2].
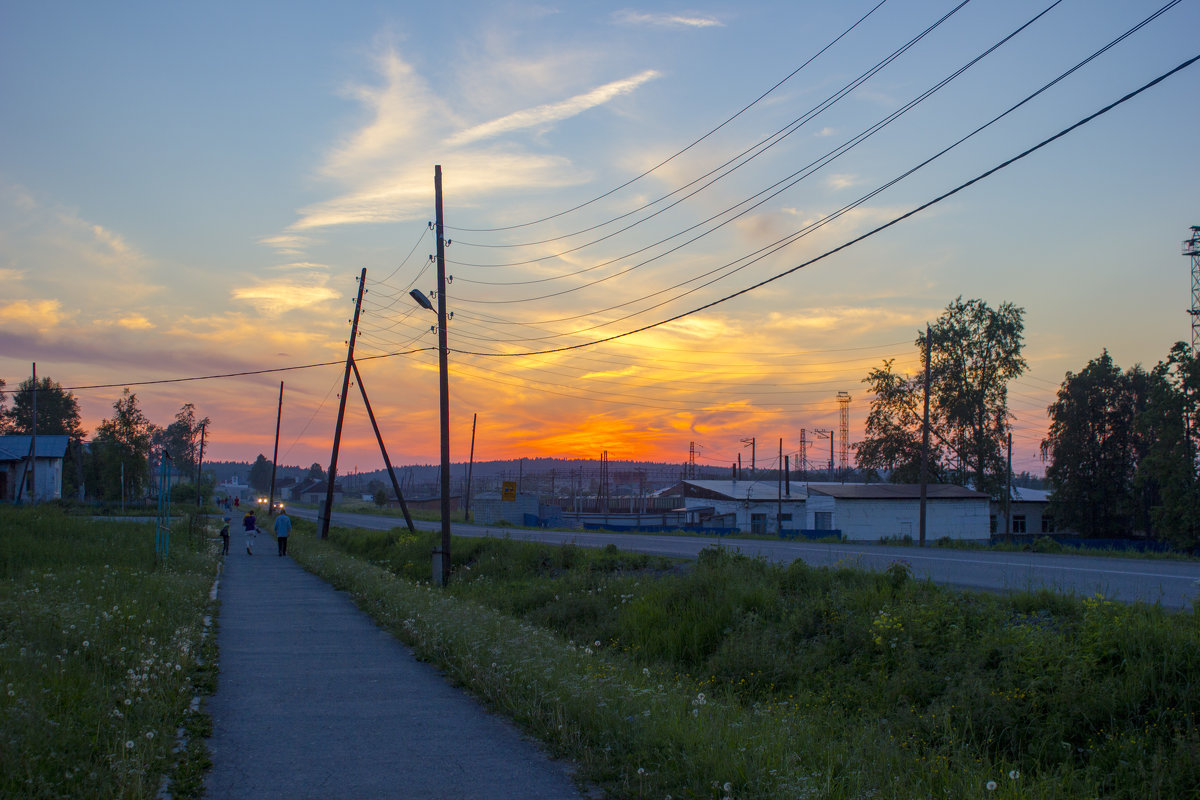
[1185, 225, 1200, 351]
[837, 392, 851, 478]
[798, 429, 807, 476]
[687, 441, 698, 479]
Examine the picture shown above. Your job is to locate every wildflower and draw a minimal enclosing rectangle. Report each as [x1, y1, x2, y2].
[637, 767, 646, 775]
[986, 780, 997, 791]
[145, 731, 154, 740]
[125, 740, 135, 750]
[724, 782, 733, 793]
[593, 640, 601, 647]
[1009, 770, 1020, 780]
[643, 668, 650, 677]
[82, 641, 89, 648]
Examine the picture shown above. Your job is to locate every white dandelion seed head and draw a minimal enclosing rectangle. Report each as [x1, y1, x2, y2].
[986, 780, 998, 791]
[125, 740, 135, 749]
[1009, 770, 1020, 780]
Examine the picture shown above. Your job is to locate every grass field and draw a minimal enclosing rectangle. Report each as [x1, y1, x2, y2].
[0, 506, 219, 799]
[293, 522, 1200, 800]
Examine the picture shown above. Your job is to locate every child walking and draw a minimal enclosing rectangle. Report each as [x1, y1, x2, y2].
[243, 510, 257, 555]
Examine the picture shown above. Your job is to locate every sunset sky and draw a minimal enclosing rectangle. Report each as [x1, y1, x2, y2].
[2, 1, 1197, 477]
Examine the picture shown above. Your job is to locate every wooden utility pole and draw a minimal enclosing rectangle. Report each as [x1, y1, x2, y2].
[465, 413, 477, 523]
[776, 438, 783, 535]
[268, 382, 283, 514]
[919, 325, 932, 546]
[195, 420, 207, 508]
[1005, 431, 1013, 541]
[434, 165, 452, 584]
[321, 268, 367, 539]
[30, 363, 37, 502]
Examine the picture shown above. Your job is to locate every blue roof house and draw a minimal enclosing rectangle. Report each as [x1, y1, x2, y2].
[0, 434, 70, 502]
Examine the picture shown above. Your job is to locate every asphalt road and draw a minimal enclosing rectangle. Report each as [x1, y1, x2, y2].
[289, 508, 1200, 610]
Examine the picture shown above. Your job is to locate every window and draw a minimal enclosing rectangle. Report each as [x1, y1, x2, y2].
[1041, 515, 1055, 534]
[780, 513, 792, 522]
[814, 511, 833, 530]
[751, 513, 767, 534]
[1012, 515, 1027, 534]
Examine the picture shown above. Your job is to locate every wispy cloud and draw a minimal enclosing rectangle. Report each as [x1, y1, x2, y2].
[231, 277, 341, 315]
[826, 173, 860, 190]
[288, 43, 660, 232]
[259, 233, 317, 256]
[0, 299, 70, 330]
[446, 70, 661, 148]
[614, 10, 723, 28]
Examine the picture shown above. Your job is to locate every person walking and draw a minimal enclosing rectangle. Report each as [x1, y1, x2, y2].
[243, 510, 257, 555]
[273, 508, 291, 557]
[219, 517, 231, 555]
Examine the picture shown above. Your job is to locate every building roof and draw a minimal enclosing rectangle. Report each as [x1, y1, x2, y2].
[1008, 486, 1052, 503]
[661, 479, 807, 502]
[0, 435, 70, 462]
[806, 483, 989, 500]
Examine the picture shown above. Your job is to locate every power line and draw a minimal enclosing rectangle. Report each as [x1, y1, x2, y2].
[452, 51, 1200, 359]
[443, 0, 893, 234]
[9, 348, 436, 394]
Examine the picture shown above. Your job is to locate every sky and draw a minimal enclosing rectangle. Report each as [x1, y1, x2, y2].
[1, 0, 1197, 478]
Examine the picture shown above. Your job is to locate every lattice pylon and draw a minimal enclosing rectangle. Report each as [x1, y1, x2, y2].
[837, 391, 851, 476]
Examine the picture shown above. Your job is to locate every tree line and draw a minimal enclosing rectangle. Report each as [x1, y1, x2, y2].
[0, 376, 210, 503]
[857, 297, 1199, 549]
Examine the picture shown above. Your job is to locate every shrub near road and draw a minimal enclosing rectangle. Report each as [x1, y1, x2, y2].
[0, 507, 218, 800]
[298, 525, 1200, 800]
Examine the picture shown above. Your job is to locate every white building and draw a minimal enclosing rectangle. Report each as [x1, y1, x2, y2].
[661, 479, 990, 540]
[658, 479, 808, 535]
[806, 483, 990, 541]
[993, 486, 1059, 536]
[0, 435, 70, 502]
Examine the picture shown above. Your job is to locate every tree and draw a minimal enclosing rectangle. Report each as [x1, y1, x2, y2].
[248, 454, 273, 493]
[373, 487, 388, 507]
[89, 389, 155, 501]
[1041, 351, 1149, 537]
[1134, 343, 1200, 549]
[2, 376, 86, 439]
[306, 462, 326, 482]
[152, 403, 210, 475]
[858, 297, 1025, 497]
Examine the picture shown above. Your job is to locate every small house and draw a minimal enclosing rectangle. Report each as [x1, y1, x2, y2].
[0, 434, 70, 502]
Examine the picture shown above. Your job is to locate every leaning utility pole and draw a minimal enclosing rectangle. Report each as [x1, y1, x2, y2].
[321, 268, 367, 539]
[351, 360, 415, 533]
[268, 382, 283, 514]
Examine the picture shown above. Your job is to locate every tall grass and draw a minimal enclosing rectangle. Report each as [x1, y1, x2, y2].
[0, 506, 219, 799]
[294, 524, 1200, 799]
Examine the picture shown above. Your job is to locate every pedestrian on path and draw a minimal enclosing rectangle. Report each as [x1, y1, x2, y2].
[220, 517, 230, 555]
[243, 510, 257, 555]
[273, 509, 291, 557]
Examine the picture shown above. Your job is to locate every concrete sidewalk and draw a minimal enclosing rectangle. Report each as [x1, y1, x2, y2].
[203, 546, 587, 800]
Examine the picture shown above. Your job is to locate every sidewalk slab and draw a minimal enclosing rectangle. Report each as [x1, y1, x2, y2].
[204, 548, 586, 800]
